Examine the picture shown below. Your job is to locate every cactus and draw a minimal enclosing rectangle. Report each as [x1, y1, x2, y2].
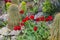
[8, 4, 20, 30]
[11, 0, 19, 5]
[50, 13, 60, 40]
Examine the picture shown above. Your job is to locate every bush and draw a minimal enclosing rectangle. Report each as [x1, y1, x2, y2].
[42, 0, 56, 16]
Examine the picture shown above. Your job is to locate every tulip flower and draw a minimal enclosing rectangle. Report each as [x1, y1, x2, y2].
[35, 16, 45, 22]
[29, 15, 34, 20]
[48, 16, 53, 21]
[14, 26, 21, 31]
[40, 16, 45, 21]
[13, 26, 17, 31]
[33, 26, 38, 31]
[19, 10, 24, 14]
[20, 22, 24, 26]
[35, 18, 40, 22]
[22, 16, 29, 23]
[45, 16, 53, 21]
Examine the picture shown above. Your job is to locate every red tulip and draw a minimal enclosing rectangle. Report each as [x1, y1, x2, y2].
[20, 22, 24, 26]
[48, 16, 53, 21]
[17, 26, 21, 30]
[33, 26, 38, 31]
[22, 19, 26, 23]
[25, 16, 30, 20]
[35, 16, 45, 22]
[22, 16, 29, 23]
[40, 16, 45, 21]
[35, 18, 40, 22]
[14, 26, 21, 31]
[13, 26, 17, 31]
[45, 16, 53, 21]
[29, 15, 34, 20]
[45, 18, 49, 21]
[20, 10, 24, 14]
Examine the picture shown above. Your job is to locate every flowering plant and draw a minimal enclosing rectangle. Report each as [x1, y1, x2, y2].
[15, 13, 50, 40]
[6, 1, 53, 40]
[16, 21, 50, 40]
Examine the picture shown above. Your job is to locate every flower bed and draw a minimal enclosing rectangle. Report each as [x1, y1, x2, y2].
[0, 0, 60, 40]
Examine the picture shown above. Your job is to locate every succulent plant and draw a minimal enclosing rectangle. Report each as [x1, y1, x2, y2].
[8, 4, 20, 30]
[50, 13, 60, 40]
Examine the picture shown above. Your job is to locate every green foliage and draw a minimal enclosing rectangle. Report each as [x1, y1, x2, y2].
[42, 0, 56, 15]
[0, 20, 7, 28]
[0, 21, 5, 27]
[34, 0, 38, 3]
[58, 0, 60, 3]
[30, 6, 38, 14]
[16, 21, 50, 40]
[8, 4, 20, 30]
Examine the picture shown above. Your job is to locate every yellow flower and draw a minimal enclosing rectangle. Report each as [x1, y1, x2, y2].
[21, 1, 26, 5]
[6, 2, 11, 5]
[6, 2, 11, 9]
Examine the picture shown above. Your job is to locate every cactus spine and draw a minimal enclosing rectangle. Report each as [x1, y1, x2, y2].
[8, 4, 20, 30]
[50, 13, 60, 40]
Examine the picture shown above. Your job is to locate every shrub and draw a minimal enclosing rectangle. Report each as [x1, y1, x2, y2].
[42, 0, 56, 16]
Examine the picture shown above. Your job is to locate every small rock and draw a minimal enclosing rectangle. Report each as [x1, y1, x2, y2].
[9, 30, 20, 36]
[0, 35, 4, 40]
[34, 12, 43, 19]
[0, 14, 8, 21]
[0, 26, 10, 36]
[11, 36, 16, 40]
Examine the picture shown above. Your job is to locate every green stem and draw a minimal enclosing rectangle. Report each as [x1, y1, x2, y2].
[34, 32, 38, 40]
